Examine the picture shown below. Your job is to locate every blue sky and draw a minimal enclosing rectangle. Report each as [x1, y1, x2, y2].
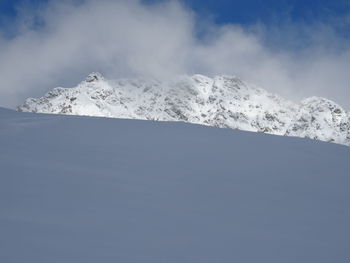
[182, 0, 350, 28]
[0, 0, 350, 108]
[1, 0, 349, 50]
[2, 0, 350, 25]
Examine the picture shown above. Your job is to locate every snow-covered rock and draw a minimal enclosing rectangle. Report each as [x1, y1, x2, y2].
[18, 72, 350, 146]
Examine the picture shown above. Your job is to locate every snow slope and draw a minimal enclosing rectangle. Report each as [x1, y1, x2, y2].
[1, 108, 350, 263]
[18, 72, 350, 146]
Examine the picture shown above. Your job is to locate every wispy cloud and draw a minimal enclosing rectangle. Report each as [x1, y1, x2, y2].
[0, 0, 350, 108]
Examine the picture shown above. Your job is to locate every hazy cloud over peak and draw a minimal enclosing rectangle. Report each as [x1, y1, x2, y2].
[0, 0, 350, 108]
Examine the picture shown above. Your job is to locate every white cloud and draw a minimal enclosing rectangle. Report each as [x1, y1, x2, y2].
[0, 0, 350, 108]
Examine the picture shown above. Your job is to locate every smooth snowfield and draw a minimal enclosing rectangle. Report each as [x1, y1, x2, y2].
[1, 108, 350, 263]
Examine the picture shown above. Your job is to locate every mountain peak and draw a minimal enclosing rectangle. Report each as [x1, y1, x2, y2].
[17, 74, 350, 146]
[85, 72, 105, 83]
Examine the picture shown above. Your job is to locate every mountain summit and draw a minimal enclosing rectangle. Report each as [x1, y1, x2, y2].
[18, 73, 350, 146]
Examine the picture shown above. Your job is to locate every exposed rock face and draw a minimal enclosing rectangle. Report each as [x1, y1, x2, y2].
[18, 72, 350, 146]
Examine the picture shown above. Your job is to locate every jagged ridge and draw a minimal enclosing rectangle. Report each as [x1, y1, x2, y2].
[18, 72, 350, 146]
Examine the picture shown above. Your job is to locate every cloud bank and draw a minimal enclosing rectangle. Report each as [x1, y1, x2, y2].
[0, 0, 350, 108]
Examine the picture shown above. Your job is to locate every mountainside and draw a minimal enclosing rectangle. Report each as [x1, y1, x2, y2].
[1, 108, 350, 263]
[18, 72, 350, 146]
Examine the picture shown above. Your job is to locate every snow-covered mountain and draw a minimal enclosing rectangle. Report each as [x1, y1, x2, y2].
[18, 72, 350, 146]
